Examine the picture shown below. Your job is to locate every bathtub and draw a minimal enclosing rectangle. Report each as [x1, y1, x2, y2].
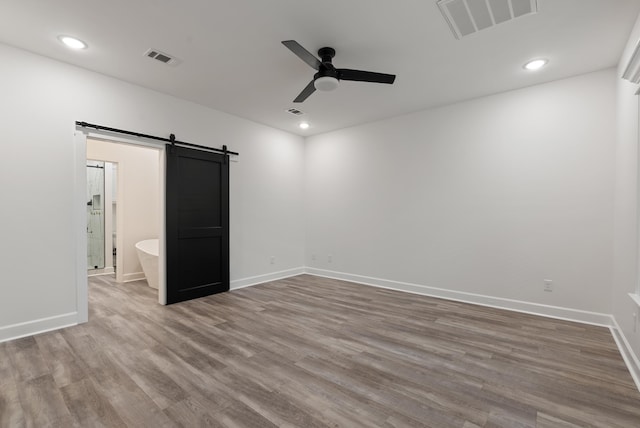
[135, 239, 159, 289]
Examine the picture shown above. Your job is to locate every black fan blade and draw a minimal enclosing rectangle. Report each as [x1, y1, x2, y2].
[282, 40, 321, 70]
[337, 69, 396, 84]
[293, 80, 316, 103]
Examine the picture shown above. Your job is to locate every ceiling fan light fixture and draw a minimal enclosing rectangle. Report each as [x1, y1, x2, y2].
[314, 76, 339, 92]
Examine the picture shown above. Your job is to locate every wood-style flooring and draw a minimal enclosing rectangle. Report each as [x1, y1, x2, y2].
[1, 274, 639, 427]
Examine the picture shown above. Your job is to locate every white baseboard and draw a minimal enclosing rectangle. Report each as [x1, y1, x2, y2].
[231, 267, 305, 290]
[123, 272, 146, 283]
[87, 267, 114, 276]
[609, 318, 640, 392]
[305, 268, 613, 327]
[0, 312, 78, 344]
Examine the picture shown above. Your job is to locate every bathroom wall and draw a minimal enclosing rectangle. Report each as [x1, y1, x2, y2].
[0, 42, 305, 341]
[87, 139, 160, 282]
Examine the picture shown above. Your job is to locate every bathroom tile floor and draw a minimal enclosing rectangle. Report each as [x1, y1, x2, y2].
[1, 274, 640, 427]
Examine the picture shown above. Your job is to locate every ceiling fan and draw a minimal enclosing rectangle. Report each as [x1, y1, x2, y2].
[281, 40, 396, 103]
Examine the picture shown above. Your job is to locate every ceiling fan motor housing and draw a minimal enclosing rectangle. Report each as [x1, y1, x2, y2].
[318, 47, 336, 62]
[314, 47, 339, 91]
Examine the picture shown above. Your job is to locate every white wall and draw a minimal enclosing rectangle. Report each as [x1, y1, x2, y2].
[306, 69, 616, 317]
[613, 15, 640, 374]
[0, 42, 305, 340]
[87, 139, 160, 281]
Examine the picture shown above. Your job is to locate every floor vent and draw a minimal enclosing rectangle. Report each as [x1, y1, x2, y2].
[144, 48, 180, 66]
[286, 108, 305, 116]
[438, 0, 538, 39]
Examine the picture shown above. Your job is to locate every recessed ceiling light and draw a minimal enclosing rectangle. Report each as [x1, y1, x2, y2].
[58, 35, 87, 50]
[299, 122, 310, 130]
[523, 59, 547, 71]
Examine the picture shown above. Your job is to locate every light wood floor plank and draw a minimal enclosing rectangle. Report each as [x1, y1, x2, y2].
[60, 377, 127, 428]
[0, 376, 25, 428]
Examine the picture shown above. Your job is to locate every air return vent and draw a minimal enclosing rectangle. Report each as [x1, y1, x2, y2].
[286, 108, 305, 116]
[143, 48, 180, 66]
[438, 0, 538, 39]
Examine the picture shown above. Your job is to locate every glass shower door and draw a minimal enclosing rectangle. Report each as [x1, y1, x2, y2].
[87, 161, 105, 269]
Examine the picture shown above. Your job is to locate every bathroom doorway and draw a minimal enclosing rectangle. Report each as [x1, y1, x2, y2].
[75, 123, 232, 322]
[76, 130, 166, 318]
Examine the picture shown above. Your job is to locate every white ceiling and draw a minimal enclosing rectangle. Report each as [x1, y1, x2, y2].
[0, 0, 638, 136]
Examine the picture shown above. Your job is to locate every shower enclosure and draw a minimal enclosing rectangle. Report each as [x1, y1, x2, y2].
[87, 161, 105, 269]
[87, 160, 117, 272]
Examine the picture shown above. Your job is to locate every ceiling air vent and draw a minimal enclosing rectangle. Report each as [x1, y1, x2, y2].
[437, 0, 538, 39]
[286, 108, 305, 116]
[143, 48, 180, 66]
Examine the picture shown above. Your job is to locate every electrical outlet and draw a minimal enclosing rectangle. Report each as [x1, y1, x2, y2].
[328, 254, 332, 263]
[544, 279, 553, 292]
[270, 256, 275, 265]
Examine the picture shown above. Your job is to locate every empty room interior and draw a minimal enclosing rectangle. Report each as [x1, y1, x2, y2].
[3, 0, 640, 426]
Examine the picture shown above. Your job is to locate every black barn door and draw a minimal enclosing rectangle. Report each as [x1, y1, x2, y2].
[166, 144, 229, 304]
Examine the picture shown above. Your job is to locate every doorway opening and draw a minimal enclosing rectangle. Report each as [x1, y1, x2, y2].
[75, 129, 167, 323]
[86, 136, 162, 298]
[75, 123, 233, 323]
